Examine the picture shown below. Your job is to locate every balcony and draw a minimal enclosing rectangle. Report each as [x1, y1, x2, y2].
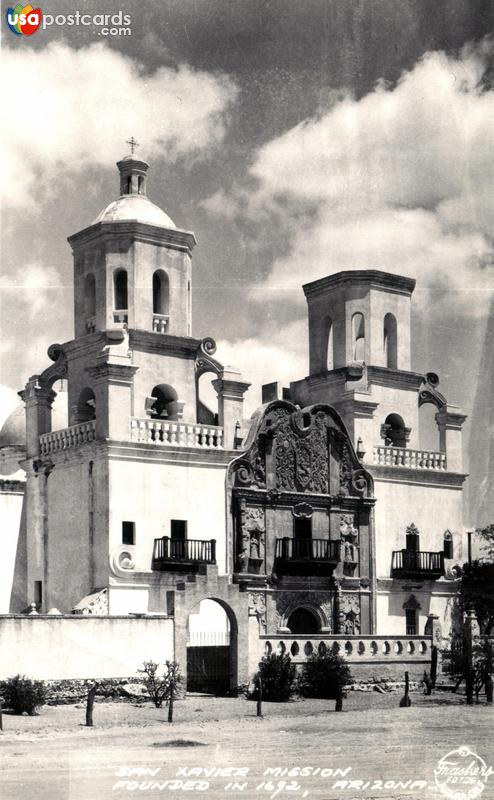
[391, 549, 444, 579]
[275, 538, 340, 576]
[152, 313, 169, 333]
[152, 537, 216, 572]
[130, 418, 224, 449]
[373, 445, 446, 470]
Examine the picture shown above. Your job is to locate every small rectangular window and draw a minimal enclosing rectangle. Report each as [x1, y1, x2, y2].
[34, 581, 42, 609]
[122, 521, 135, 545]
[166, 591, 175, 617]
[171, 520, 187, 541]
[406, 609, 417, 636]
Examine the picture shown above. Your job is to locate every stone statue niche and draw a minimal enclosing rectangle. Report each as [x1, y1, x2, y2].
[236, 502, 266, 575]
[340, 514, 359, 576]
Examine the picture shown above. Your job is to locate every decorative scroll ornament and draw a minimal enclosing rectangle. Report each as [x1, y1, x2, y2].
[39, 344, 68, 388]
[228, 400, 373, 499]
[110, 545, 136, 576]
[293, 502, 313, 519]
[418, 372, 447, 410]
[195, 337, 223, 377]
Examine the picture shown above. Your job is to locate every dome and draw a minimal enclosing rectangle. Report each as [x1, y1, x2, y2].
[0, 406, 25, 448]
[93, 194, 176, 229]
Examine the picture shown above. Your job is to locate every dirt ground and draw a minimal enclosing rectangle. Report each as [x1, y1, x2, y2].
[2, 691, 494, 800]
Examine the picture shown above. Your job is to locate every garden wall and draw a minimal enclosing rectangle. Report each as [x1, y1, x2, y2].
[0, 615, 174, 680]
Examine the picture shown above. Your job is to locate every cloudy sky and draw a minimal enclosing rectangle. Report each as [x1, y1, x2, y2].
[2, 0, 493, 518]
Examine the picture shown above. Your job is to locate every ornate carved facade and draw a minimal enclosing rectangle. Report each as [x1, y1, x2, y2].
[228, 401, 375, 636]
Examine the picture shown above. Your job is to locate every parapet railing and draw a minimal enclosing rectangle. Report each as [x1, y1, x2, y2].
[373, 446, 446, 470]
[39, 420, 96, 455]
[130, 418, 224, 449]
[260, 634, 432, 664]
[152, 313, 169, 333]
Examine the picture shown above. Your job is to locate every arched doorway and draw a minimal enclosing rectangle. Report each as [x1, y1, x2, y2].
[287, 606, 321, 634]
[186, 599, 238, 695]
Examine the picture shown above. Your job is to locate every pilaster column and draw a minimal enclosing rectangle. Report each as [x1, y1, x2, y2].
[19, 378, 56, 458]
[436, 405, 467, 473]
[87, 356, 138, 441]
[212, 368, 251, 449]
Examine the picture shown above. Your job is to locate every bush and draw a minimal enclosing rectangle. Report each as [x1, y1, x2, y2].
[0, 674, 46, 715]
[137, 660, 181, 709]
[254, 653, 296, 702]
[298, 651, 352, 699]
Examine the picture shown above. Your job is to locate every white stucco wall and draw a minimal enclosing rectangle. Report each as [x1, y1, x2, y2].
[376, 587, 456, 638]
[372, 476, 465, 577]
[0, 615, 174, 680]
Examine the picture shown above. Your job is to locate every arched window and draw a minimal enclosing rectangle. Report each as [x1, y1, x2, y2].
[138, 176, 144, 194]
[383, 413, 408, 448]
[322, 316, 334, 370]
[114, 269, 128, 310]
[84, 273, 96, 319]
[287, 607, 320, 635]
[152, 270, 169, 315]
[352, 313, 365, 362]
[383, 313, 398, 369]
[77, 387, 96, 422]
[443, 531, 453, 559]
[126, 176, 132, 194]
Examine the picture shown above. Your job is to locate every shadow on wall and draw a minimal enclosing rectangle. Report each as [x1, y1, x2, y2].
[9, 493, 27, 613]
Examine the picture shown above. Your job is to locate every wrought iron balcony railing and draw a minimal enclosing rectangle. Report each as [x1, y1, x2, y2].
[391, 549, 444, 578]
[275, 538, 340, 564]
[152, 537, 216, 571]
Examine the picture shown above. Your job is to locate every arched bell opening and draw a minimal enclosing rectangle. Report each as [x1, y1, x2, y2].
[150, 384, 179, 421]
[383, 413, 408, 448]
[76, 387, 96, 423]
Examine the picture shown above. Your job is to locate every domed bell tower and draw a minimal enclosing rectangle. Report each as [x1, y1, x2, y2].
[70, 138, 195, 341]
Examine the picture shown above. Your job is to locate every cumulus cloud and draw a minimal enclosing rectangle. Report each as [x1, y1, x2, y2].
[217, 319, 308, 417]
[206, 41, 494, 315]
[1, 42, 238, 210]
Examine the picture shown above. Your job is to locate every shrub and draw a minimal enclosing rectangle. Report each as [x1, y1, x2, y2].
[137, 660, 181, 709]
[0, 674, 46, 715]
[254, 653, 296, 702]
[298, 651, 352, 699]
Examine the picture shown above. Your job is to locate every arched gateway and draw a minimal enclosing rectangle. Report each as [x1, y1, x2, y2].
[186, 598, 238, 695]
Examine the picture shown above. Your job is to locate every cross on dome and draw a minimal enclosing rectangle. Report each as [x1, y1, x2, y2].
[126, 136, 139, 155]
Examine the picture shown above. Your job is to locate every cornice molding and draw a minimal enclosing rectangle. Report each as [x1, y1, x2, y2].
[68, 220, 196, 254]
[129, 329, 202, 358]
[0, 479, 25, 494]
[367, 463, 467, 488]
[232, 486, 376, 508]
[366, 366, 424, 391]
[303, 269, 416, 298]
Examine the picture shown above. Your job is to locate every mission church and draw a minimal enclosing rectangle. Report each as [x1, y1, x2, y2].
[0, 147, 468, 690]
